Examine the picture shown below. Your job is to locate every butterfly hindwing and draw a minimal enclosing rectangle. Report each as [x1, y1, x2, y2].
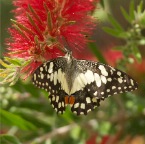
[71, 90, 101, 115]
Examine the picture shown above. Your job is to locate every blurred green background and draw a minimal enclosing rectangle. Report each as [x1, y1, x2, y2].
[0, 0, 145, 144]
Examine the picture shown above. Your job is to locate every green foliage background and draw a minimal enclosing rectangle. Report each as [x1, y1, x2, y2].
[0, 0, 145, 144]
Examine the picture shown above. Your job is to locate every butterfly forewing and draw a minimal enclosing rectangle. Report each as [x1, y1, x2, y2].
[32, 57, 68, 114]
[75, 60, 138, 99]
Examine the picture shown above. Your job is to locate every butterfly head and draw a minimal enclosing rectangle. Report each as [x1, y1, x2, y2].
[64, 50, 73, 62]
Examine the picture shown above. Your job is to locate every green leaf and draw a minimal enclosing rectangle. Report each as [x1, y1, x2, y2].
[102, 27, 121, 37]
[0, 135, 22, 144]
[129, 0, 135, 20]
[121, 7, 132, 23]
[0, 109, 37, 130]
[132, 46, 142, 62]
[103, 27, 130, 39]
[4, 57, 22, 66]
[107, 14, 124, 31]
[88, 42, 106, 64]
[137, 0, 143, 14]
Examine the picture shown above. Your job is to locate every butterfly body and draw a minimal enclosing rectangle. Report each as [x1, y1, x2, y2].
[32, 52, 138, 115]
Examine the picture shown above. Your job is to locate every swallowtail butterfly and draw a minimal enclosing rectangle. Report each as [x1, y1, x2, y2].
[32, 51, 138, 115]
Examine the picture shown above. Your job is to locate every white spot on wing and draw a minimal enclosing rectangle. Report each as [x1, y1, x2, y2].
[80, 112, 84, 115]
[58, 102, 61, 108]
[86, 97, 91, 103]
[47, 74, 50, 79]
[48, 62, 53, 73]
[74, 103, 79, 108]
[118, 78, 123, 83]
[45, 65, 47, 71]
[94, 73, 101, 87]
[40, 67, 43, 71]
[87, 109, 91, 113]
[53, 71, 57, 85]
[84, 70, 94, 84]
[56, 96, 59, 102]
[40, 73, 44, 79]
[52, 96, 55, 101]
[130, 79, 134, 86]
[94, 91, 98, 96]
[80, 103, 85, 109]
[62, 102, 64, 107]
[52, 104, 54, 108]
[117, 71, 121, 76]
[107, 89, 110, 92]
[73, 111, 77, 114]
[50, 73, 53, 81]
[98, 65, 108, 76]
[92, 98, 97, 102]
[107, 78, 112, 82]
[34, 74, 36, 80]
[57, 69, 62, 83]
[101, 75, 107, 84]
[112, 86, 116, 89]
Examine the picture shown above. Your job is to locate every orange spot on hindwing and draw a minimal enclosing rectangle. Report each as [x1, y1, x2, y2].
[65, 96, 75, 105]
[69, 96, 75, 105]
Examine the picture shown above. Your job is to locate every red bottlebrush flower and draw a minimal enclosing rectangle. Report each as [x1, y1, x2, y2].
[6, 0, 98, 78]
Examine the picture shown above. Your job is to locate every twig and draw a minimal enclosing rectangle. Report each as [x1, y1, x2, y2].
[26, 123, 76, 144]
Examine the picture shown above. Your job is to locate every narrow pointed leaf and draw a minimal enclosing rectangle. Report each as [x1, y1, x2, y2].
[0, 135, 22, 144]
[132, 46, 142, 62]
[129, 0, 135, 20]
[108, 14, 124, 31]
[103, 27, 121, 37]
[121, 7, 132, 23]
[0, 109, 37, 130]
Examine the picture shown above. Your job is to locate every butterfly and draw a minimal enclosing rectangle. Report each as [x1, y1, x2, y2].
[32, 51, 138, 115]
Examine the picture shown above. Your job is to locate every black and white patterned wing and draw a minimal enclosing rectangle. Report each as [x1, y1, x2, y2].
[32, 57, 67, 114]
[70, 60, 138, 115]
